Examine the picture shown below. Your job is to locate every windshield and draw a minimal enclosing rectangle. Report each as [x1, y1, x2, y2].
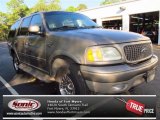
[44, 12, 99, 31]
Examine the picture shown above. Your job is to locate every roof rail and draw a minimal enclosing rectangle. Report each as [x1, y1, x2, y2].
[30, 11, 40, 15]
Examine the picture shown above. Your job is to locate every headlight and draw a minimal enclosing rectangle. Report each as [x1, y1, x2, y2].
[85, 46, 122, 62]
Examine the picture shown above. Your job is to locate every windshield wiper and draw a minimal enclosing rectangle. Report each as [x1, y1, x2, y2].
[51, 26, 102, 31]
[82, 26, 102, 29]
[52, 26, 78, 30]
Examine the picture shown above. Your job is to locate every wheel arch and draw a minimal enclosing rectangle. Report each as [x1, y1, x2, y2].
[10, 48, 20, 61]
[49, 53, 80, 78]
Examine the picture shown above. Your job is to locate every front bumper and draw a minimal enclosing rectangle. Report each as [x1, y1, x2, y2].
[80, 55, 158, 94]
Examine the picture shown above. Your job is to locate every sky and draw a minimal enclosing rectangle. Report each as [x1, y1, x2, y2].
[0, 0, 101, 13]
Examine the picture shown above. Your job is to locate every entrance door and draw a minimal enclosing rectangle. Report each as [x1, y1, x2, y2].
[130, 11, 159, 43]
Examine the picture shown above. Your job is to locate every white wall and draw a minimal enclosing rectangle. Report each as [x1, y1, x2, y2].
[80, 0, 160, 20]
[122, 14, 129, 31]
[80, 0, 160, 45]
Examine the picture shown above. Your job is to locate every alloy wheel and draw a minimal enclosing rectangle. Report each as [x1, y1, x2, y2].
[59, 75, 75, 95]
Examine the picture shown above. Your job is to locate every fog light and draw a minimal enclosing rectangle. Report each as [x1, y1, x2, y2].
[112, 84, 128, 91]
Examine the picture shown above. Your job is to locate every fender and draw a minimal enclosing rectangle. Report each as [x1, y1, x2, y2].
[48, 50, 81, 76]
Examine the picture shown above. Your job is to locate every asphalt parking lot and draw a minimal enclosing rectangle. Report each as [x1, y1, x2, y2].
[0, 42, 160, 118]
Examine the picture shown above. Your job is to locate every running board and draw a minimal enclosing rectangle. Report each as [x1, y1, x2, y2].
[19, 63, 55, 83]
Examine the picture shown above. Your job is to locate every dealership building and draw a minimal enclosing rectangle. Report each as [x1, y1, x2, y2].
[80, 0, 160, 45]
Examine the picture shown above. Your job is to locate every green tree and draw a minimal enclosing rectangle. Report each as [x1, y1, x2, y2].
[0, 0, 29, 41]
[0, 12, 9, 41]
[101, 0, 126, 5]
[0, 0, 61, 41]
[7, 0, 29, 18]
[47, 0, 61, 11]
[29, 0, 61, 13]
[29, 0, 46, 12]
[66, 6, 77, 12]
[66, 4, 87, 12]
[77, 4, 87, 11]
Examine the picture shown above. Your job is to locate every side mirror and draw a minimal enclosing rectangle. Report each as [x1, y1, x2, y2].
[28, 25, 41, 34]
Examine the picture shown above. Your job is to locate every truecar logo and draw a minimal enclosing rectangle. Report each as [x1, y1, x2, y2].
[126, 99, 154, 116]
[8, 99, 41, 111]
[126, 99, 145, 115]
[115, 98, 155, 116]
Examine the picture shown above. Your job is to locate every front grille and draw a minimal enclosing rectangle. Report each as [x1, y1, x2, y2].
[124, 43, 152, 63]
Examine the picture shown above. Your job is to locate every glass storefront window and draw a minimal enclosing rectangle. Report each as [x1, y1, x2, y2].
[102, 19, 122, 30]
[130, 11, 159, 43]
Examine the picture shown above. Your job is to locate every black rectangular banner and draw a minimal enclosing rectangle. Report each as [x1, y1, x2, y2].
[3, 95, 156, 119]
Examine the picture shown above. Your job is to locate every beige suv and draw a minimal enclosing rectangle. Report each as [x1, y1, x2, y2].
[8, 11, 158, 95]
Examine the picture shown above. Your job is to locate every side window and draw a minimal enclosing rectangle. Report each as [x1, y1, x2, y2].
[19, 17, 32, 35]
[8, 20, 20, 38]
[30, 14, 43, 30]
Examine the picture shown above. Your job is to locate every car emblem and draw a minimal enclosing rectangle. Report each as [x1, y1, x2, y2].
[141, 47, 148, 53]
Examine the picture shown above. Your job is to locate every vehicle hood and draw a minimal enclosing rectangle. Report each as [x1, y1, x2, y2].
[50, 28, 150, 45]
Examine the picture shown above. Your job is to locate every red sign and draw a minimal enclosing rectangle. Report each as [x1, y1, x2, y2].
[126, 99, 145, 116]
[8, 99, 41, 111]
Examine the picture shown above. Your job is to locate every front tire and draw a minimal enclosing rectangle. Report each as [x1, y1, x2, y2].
[57, 63, 90, 95]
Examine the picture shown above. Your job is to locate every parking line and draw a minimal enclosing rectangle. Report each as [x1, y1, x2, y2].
[0, 76, 18, 95]
[0, 76, 43, 120]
